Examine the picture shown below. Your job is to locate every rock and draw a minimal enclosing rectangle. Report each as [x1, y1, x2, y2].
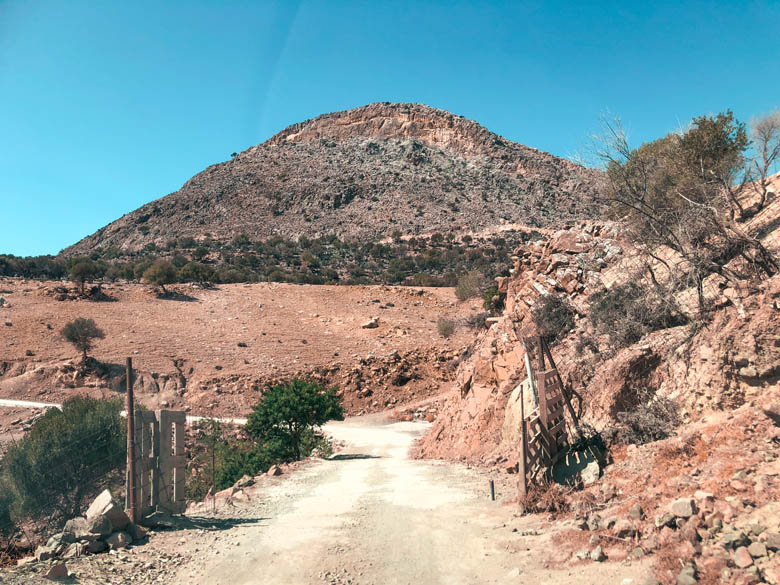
[723, 530, 748, 550]
[642, 578, 661, 585]
[44, 562, 69, 580]
[655, 513, 676, 528]
[85, 514, 112, 539]
[105, 531, 132, 550]
[764, 532, 780, 550]
[733, 546, 753, 568]
[676, 565, 697, 585]
[234, 474, 254, 489]
[670, 498, 697, 518]
[575, 548, 590, 560]
[580, 461, 600, 486]
[34, 545, 54, 561]
[61, 542, 85, 559]
[127, 523, 148, 541]
[590, 546, 607, 562]
[267, 465, 282, 476]
[361, 317, 379, 329]
[629, 502, 644, 520]
[585, 513, 602, 531]
[631, 547, 645, 558]
[85, 539, 108, 554]
[746, 541, 766, 558]
[613, 518, 638, 538]
[85, 489, 130, 532]
[62, 517, 88, 541]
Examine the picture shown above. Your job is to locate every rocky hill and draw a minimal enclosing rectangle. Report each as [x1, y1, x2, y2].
[65, 102, 600, 255]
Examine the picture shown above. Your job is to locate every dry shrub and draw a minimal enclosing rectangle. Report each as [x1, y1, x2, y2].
[520, 481, 572, 516]
[608, 388, 681, 446]
[436, 317, 456, 338]
[531, 294, 576, 345]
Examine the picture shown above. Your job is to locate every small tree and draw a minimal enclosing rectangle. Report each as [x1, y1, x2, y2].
[69, 258, 98, 295]
[437, 317, 456, 338]
[455, 270, 486, 301]
[61, 317, 105, 363]
[143, 260, 177, 294]
[246, 379, 344, 461]
[0, 397, 125, 522]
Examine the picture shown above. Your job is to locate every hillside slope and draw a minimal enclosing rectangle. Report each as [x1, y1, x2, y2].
[65, 102, 600, 255]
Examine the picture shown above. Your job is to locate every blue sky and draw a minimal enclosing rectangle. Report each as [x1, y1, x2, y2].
[1, 0, 778, 256]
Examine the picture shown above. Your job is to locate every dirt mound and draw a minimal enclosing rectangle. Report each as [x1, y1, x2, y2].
[63, 102, 600, 256]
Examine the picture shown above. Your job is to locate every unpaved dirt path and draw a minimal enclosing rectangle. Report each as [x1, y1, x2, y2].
[171, 418, 650, 585]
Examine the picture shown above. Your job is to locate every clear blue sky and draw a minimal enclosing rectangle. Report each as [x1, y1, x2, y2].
[1, 1, 778, 256]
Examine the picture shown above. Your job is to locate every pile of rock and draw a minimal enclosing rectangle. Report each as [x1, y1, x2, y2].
[34, 490, 146, 562]
[0, 296, 10, 308]
[575, 492, 780, 584]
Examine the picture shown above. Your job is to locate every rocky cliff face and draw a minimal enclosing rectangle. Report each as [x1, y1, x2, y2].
[414, 222, 780, 466]
[64, 102, 600, 256]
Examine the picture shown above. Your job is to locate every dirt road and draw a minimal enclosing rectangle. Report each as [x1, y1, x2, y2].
[169, 418, 649, 585]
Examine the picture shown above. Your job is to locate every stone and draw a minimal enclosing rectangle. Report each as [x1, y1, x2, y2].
[629, 502, 644, 520]
[723, 530, 748, 550]
[733, 546, 753, 568]
[746, 541, 766, 558]
[62, 517, 88, 542]
[585, 513, 602, 531]
[34, 545, 54, 561]
[105, 531, 132, 550]
[44, 562, 69, 580]
[676, 566, 697, 585]
[127, 523, 148, 541]
[670, 498, 697, 518]
[267, 465, 282, 476]
[361, 317, 379, 329]
[642, 579, 661, 585]
[234, 474, 254, 489]
[61, 542, 85, 559]
[85, 539, 108, 554]
[655, 513, 676, 528]
[764, 532, 780, 550]
[86, 514, 112, 539]
[85, 489, 130, 532]
[590, 546, 607, 562]
[631, 547, 645, 558]
[580, 460, 600, 486]
[575, 548, 590, 560]
[613, 518, 638, 538]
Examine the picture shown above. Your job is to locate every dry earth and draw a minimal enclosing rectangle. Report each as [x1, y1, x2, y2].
[5, 416, 652, 585]
[0, 280, 479, 430]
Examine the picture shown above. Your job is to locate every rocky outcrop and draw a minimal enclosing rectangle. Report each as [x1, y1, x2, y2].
[63, 103, 601, 256]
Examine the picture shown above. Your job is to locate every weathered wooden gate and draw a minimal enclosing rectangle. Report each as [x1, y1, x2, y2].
[519, 336, 582, 495]
[131, 409, 187, 516]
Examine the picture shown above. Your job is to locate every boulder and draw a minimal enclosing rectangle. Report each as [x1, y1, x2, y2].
[34, 545, 54, 562]
[85, 489, 130, 532]
[85, 514, 112, 539]
[44, 562, 69, 580]
[733, 546, 753, 568]
[747, 541, 766, 558]
[589, 545, 606, 562]
[267, 465, 282, 476]
[105, 531, 132, 550]
[85, 539, 108, 554]
[764, 532, 780, 551]
[361, 317, 379, 329]
[234, 474, 254, 489]
[580, 461, 600, 486]
[669, 498, 697, 518]
[612, 518, 638, 538]
[61, 542, 85, 559]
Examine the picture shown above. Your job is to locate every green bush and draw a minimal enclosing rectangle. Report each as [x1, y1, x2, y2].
[0, 397, 125, 522]
[531, 294, 576, 345]
[143, 260, 177, 293]
[590, 282, 686, 348]
[61, 317, 105, 363]
[246, 379, 343, 461]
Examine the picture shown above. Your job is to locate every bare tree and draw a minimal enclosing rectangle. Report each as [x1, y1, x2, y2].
[749, 110, 780, 214]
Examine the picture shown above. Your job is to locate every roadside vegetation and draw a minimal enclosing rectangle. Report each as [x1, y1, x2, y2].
[187, 379, 343, 500]
[0, 230, 527, 290]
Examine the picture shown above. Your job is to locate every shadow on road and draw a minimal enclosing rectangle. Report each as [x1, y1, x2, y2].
[328, 454, 381, 461]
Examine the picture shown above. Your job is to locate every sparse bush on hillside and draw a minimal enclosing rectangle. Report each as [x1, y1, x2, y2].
[437, 317, 456, 338]
[0, 397, 125, 523]
[455, 270, 486, 301]
[465, 311, 490, 330]
[61, 317, 105, 363]
[531, 294, 575, 345]
[608, 389, 681, 446]
[482, 284, 505, 314]
[590, 282, 686, 349]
